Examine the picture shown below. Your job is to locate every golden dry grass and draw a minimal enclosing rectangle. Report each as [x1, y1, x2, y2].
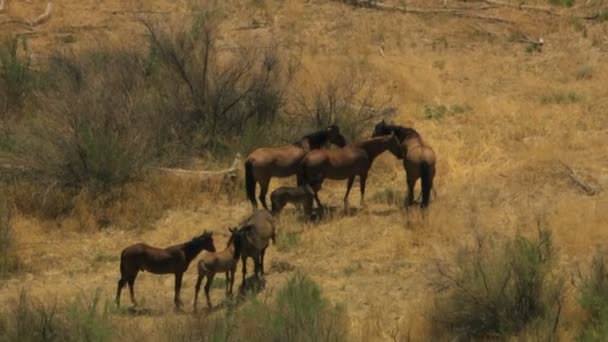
[2, 0, 608, 340]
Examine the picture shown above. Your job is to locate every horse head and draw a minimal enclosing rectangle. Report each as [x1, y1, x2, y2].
[326, 124, 347, 147]
[195, 230, 216, 252]
[371, 119, 389, 138]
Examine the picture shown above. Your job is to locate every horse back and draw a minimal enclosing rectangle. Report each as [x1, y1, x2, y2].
[243, 210, 276, 249]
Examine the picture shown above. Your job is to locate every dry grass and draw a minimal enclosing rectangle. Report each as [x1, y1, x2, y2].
[1, 0, 608, 340]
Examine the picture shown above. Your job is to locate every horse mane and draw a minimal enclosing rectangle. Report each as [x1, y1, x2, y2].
[182, 233, 212, 261]
[380, 123, 420, 142]
[293, 128, 329, 149]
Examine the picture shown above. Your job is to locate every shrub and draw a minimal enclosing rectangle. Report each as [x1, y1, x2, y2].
[0, 193, 19, 278]
[578, 251, 608, 341]
[577, 65, 593, 80]
[0, 288, 112, 342]
[541, 91, 581, 104]
[430, 227, 564, 340]
[276, 231, 300, 252]
[0, 37, 33, 127]
[160, 273, 348, 342]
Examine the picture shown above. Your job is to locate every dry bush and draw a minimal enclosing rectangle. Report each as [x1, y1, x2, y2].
[578, 249, 608, 341]
[140, 10, 298, 158]
[0, 191, 20, 277]
[430, 227, 565, 340]
[294, 71, 393, 141]
[0, 37, 33, 131]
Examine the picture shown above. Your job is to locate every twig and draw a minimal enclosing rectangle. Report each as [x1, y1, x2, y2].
[150, 153, 242, 178]
[559, 160, 600, 196]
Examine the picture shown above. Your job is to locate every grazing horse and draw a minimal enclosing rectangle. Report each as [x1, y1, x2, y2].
[270, 185, 316, 217]
[115, 231, 216, 310]
[244, 125, 347, 210]
[372, 120, 437, 208]
[298, 133, 403, 212]
[235, 209, 276, 283]
[194, 228, 242, 310]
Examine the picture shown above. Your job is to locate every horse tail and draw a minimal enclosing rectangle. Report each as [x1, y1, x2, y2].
[245, 160, 256, 206]
[420, 160, 433, 209]
[119, 250, 126, 278]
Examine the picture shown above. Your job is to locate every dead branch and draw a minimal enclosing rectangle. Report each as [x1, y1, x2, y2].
[150, 153, 242, 179]
[338, 0, 512, 24]
[482, 0, 560, 16]
[0, 1, 53, 27]
[559, 160, 601, 196]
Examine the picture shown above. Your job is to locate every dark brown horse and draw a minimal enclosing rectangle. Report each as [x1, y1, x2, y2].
[115, 231, 216, 310]
[298, 133, 403, 212]
[372, 120, 437, 208]
[244, 125, 347, 210]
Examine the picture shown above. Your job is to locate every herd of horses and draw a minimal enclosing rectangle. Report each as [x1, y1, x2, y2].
[115, 119, 436, 312]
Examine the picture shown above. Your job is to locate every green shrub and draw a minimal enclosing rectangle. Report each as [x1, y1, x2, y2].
[422, 103, 471, 120]
[277, 231, 300, 252]
[549, 0, 575, 7]
[0, 37, 33, 124]
[541, 91, 581, 104]
[578, 251, 608, 341]
[431, 227, 564, 340]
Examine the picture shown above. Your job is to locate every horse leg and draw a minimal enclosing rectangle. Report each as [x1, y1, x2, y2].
[359, 172, 368, 208]
[127, 273, 138, 307]
[204, 273, 215, 309]
[241, 255, 248, 284]
[260, 247, 267, 276]
[174, 272, 184, 310]
[194, 273, 204, 312]
[253, 252, 262, 280]
[343, 176, 355, 211]
[229, 267, 236, 295]
[259, 177, 271, 210]
[116, 277, 127, 307]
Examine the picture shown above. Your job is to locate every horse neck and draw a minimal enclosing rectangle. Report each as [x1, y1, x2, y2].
[357, 139, 390, 160]
[182, 242, 206, 264]
[302, 131, 328, 150]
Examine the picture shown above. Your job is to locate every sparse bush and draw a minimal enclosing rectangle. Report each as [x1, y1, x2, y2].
[0, 37, 33, 128]
[422, 103, 471, 120]
[295, 71, 393, 141]
[277, 231, 300, 252]
[578, 250, 608, 341]
[0, 288, 112, 342]
[431, 227, 564, 340]
[343, 262, 362, 276]
[371, 187, 402, 206]
[0, 193, 20, 277]
[541, 91, 581, 104]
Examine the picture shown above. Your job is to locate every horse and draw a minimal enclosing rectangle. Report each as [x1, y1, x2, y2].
[115, 231, 216, 310]
[244, 125, 347, 210]
[193, 227, 242, 310]
[372, 120, 437, 208]
[270, 185, 316, 217]
[235, 209, 276, 284]
[298, 133, 403, 213]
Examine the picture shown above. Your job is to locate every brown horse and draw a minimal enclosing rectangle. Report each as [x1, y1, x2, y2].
[298, 133, 403, 212]
[244, 125, 347, 210]
[372, 120, 437, 208]
[193, 228, 242, 310]
[115, 231, 216, 310]
[236, 209, 276, 283]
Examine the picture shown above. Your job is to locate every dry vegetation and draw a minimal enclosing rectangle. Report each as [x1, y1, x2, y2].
[1, 0, 608, 340]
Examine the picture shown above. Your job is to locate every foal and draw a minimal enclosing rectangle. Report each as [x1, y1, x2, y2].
[115, 231, 216, 310]
[194, 228, 242, 310]
[270, 185, 316, 217]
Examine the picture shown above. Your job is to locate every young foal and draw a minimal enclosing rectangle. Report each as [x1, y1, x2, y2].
[193, 228, 242, 310]
[270, 185, 316, 217]
[299, 133, 403, 213]
[244, 125, 347, 210]
[115, 231, 216, 310]
[236, 209, 276, 283]
[372, 120, 437, 208]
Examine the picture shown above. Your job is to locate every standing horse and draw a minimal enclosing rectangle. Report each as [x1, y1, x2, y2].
[194, 228, 242, 310]
[115, 231, 216, 310]
[236, 209, 276, 283]
[298, 133, 403, 213]
[244, 125, 347, 210]
[372, 120, 437, 208]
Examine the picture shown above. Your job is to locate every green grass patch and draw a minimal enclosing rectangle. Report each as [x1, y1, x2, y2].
[541, 91, 581, 104]
[277, 231, 300, 252]
[549, 0, 575, 7]
[422, 103, 471, 120]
